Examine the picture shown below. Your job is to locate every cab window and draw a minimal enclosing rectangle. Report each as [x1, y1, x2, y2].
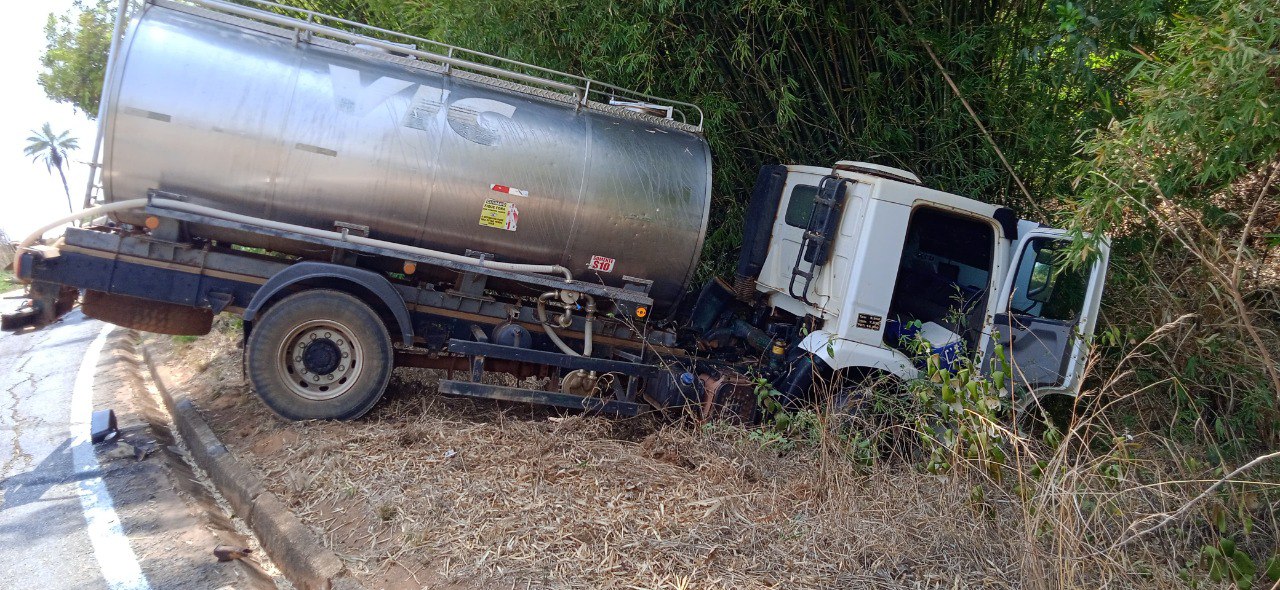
[1008, 239, 1088, 322]
[784, 185, 818, 228]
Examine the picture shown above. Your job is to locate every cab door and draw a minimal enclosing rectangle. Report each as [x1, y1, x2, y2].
[755, 172, 824, 307]
[983, 229, 1109, 399]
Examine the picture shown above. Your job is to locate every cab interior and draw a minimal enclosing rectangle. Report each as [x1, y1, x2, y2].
[883, 207, 995, 354]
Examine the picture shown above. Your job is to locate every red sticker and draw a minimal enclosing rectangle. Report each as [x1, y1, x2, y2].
[490, 183, 529, 197]
[589, 255, 615, 273]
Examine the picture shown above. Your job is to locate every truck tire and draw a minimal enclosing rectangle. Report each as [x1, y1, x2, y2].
[246, 289, 392, 420]
[828, 369, 903, 418]
[82, 290, 214, 335]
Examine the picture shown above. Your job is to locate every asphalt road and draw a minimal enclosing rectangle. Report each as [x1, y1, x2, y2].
[0, 292, 278, 589]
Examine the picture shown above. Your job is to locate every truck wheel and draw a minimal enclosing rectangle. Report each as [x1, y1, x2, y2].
[246, 289, 392, 420]
[827, 369, 903, 422]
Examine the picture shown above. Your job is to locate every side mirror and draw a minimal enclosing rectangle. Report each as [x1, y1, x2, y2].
[1025, 243, 1060, 303]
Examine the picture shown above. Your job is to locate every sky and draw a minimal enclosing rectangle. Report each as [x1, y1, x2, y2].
[0, 0, 99, 242]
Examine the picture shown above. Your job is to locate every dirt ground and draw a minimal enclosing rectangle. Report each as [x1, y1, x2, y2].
[150, 320, 1167, 590]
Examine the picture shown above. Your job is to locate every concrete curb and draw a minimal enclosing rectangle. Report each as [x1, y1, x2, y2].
[135, 333, 363, 590]
[101, 330, 149, 410]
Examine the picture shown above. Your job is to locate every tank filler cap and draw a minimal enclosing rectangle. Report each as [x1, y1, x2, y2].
[832, 161, 922, 185]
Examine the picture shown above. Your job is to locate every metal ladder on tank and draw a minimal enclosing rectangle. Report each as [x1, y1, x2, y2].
[80, 0, 143, 214]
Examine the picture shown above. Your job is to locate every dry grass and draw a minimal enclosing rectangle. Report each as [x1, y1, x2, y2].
[265, 406, 1030, 589]
[153, 319, 1271, 590]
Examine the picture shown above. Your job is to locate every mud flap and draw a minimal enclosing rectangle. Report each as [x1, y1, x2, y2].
[82, 290, 213, 335]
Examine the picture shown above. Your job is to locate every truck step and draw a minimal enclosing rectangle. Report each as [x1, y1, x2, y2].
[437, 379, 646, 416]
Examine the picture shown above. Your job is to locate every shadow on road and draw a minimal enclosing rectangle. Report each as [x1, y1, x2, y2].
[0, 437, 132, 513]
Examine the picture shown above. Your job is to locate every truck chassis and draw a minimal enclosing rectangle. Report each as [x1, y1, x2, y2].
[8, 191, 706, 419]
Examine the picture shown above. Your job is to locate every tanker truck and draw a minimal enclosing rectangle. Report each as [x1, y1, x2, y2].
[5, 0, 1109, 421]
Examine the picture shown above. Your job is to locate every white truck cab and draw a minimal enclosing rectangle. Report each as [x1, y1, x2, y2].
[753, 161, 1109, 398]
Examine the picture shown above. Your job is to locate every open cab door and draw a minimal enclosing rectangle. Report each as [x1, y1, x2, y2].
[984, 229, 1109, 402]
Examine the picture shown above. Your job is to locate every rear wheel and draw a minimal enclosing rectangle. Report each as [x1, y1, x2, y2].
[246, 289, 392, 420]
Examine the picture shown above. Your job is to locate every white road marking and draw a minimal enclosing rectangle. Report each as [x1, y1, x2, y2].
[70, 325, 153, 590]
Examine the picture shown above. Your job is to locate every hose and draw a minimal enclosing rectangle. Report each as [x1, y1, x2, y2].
[15, 197, 575, 287]
[149, 198, 574, 281]
[19, 198, 148, 249]
[14, 198, 150, 280]
[537, 291, 594, 357]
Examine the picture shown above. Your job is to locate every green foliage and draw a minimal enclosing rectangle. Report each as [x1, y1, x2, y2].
[1195, 538, 1260, 589]
[39, 0, 114, 118]
[910, 338, 1011, 476]
[1072, 0, 1280, 248]
[221, 316, 245, 334]
[229, 244, 298, 260]
[1070, 0, 1280, 449]
[1178, 480, 1280, 589]
[749, 375, 822, 453]
[0, 270, 19, 293]
[0, 227, 15, 278]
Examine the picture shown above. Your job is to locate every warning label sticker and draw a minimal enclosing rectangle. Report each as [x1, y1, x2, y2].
[479, 199, 518, 231]
[588, 255, 616, 273]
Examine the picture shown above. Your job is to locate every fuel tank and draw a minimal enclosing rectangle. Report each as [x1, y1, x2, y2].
[102, 1, 712, 312]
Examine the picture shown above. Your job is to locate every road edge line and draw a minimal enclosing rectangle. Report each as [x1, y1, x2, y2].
[73, 325, 154, 590]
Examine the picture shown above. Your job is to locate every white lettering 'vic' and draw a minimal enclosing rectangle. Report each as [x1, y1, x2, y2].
[328, 64, 518, 146]
[328, 64, 414, 116]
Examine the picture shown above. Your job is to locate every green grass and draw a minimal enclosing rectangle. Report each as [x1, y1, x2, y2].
[0, 269, 19, 293]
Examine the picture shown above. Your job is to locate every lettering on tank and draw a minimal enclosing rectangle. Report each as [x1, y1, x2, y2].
[328, 65, 516, 147]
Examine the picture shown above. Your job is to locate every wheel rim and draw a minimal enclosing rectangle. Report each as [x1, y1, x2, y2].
[275, 319, 364, 401]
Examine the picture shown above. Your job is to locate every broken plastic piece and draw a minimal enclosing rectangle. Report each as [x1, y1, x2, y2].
[90, 409, 118, 444]
[213, 545, 252, 562]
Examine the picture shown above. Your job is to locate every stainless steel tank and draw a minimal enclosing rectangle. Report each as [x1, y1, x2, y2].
[102, 1, 712, 311]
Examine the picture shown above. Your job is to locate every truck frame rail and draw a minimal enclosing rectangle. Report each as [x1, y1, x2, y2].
[143, 191, 656, 308]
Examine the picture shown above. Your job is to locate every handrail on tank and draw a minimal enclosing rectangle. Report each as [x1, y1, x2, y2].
[175, 0, 705, 132]
[83, 0, 146, 211]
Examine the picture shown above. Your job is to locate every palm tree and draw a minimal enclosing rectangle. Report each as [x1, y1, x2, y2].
[24, 123, 80, 214]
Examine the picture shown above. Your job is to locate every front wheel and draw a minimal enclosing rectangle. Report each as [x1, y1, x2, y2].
[246, 289, 393, 420]
[824, 369, 908, 425]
